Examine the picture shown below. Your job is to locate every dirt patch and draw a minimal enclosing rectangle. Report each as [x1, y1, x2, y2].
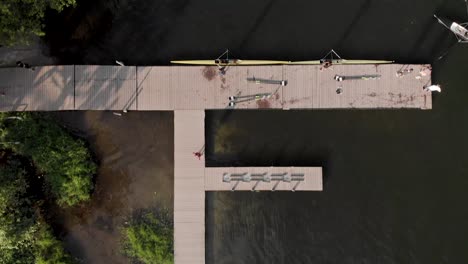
[275, 93, 280, 100]
[202, 66, 217, 81]
[257, 100, 271, 109]
[368, 92, 377, 97]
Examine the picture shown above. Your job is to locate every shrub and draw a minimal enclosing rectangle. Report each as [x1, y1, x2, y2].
[0, 155, 37, 264]
[122, 212, 173, 264]
[34, 224, 73, 264]
[0, 113, 96, 207]
[0, 154, 73, 264]
[0, 0, 76, 46]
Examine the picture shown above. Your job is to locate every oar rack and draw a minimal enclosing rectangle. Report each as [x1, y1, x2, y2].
[222, 172, 305, 191]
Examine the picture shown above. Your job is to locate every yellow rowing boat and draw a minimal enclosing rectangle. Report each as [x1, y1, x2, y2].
[170, 59, 291, 65]
[289, 59, 394, 65]
[171, 59, 394, 66]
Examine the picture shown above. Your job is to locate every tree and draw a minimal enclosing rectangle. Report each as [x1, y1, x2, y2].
[34, 224, 73, 264]
[0, 113, 96, 207]
[0, 155, 37, 264]
[0, 153, 74, 264]
[0, 0, 76, 46]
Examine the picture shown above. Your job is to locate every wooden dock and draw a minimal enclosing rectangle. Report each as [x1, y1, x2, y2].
[174, 110, 322, 264]
[205, 167, 322, 191]
[0, 63, 432, 264]
[174, 111, 206, 264]
[0, 64, 432, 111]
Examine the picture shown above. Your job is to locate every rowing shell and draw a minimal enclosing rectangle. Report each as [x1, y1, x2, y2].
[170, 60, 290, 65]
[171, 59, 394, 65]
[289, 59, 394, 65]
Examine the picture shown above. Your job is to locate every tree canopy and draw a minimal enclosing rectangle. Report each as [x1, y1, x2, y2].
[0, 113, 96, 207]
[0, 0, 76, 46]
[0, 153, 73, 264]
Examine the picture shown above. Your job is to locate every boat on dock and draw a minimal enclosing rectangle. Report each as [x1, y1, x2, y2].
[170, 59, 290, 65]
[288, 59, 394, 65]
[171, 49, 393, 66]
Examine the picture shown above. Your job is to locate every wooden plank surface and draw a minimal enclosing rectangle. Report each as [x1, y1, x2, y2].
[174, 110, 205, 264]
[0, 66, 74, 111]
[0, 64, 432, 111]
[75, 65, 137, 110]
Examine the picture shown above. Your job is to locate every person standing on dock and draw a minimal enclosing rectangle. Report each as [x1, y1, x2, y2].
[16, 61, 35, 71]
[193, 145, 205, 160]
[320, 60, 333, 71]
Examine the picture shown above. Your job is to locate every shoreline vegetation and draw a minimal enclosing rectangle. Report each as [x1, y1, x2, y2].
[0, 113, 96, 263]
[0, 112, 175, 263]
[0, 0, 76, 46]
[0, 113, 96, 207]
[122, 209, 174, 264]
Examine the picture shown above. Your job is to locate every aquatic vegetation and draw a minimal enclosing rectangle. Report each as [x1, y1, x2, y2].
[0, 154, 73, 264]
[0, 0, 76, 46]
[214, 121, 246, 154]
[122, 211, 173, 264]
[0, 113, 96, 207]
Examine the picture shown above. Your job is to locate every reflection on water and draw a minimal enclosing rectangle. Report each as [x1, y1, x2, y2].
[51, 111, 173, 264]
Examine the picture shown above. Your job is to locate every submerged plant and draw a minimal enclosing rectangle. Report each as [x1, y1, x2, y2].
[122, 211, 173, 264]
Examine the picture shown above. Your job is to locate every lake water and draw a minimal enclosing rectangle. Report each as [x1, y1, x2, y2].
[45, 0, 468, 263]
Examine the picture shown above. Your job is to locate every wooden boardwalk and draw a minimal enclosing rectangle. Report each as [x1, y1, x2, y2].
[174, 110, 323, 264]
[1, 63, 431, 264]
[0, 64, 432, 111]
[174, 111, 206, 264]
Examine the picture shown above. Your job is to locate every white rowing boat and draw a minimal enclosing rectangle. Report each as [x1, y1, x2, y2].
[434, 1, 468, 43]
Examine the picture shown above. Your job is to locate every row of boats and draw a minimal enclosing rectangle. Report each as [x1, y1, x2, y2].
[171, 49, 393, 66]
[172, 1, 467, 66]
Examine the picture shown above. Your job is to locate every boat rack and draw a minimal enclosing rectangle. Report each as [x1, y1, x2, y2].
[222, 172, 305, 191]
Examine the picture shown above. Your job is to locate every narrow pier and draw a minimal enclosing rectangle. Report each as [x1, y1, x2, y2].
[0, 64, 432, 111]
[174, 111, 206, 264]
[174, 110, 322, 264]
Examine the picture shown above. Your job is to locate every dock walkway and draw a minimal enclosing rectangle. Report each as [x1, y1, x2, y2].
[174, 110, 322, 264]
[0, 63, 432, 264]
[0, 64, 432, 111]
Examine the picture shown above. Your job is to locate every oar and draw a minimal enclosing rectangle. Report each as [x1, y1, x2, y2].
[436, 41, 459, 61]
[465, 0, 468, 18]
[434, 14, 451, 30]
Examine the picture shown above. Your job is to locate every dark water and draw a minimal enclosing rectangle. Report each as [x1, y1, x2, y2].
[43, 0, 468, 263]
[52, 112, 173, 263]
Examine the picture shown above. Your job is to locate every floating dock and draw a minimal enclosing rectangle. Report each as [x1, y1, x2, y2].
[0, 63, 433, 264]
[174, 110, 322, 264]
[0, 64, 432, 111]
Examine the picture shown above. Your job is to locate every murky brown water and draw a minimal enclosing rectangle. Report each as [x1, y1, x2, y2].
[51, 111, 173, 264]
